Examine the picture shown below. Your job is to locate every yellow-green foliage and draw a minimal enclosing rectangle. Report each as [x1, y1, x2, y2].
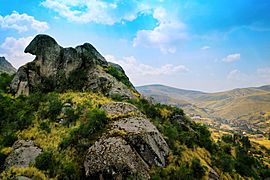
[107, 111, 141, 120]
[18, 92, 110, 151]
[0, 147, 13, 155]
[110, 129, 128, 137]
[182, 147, 211, 171]
[159, 107, 172, 119]
[60, 92, 110, 108]
[0, 166, 49, 180]
[18, 120, 80, 151]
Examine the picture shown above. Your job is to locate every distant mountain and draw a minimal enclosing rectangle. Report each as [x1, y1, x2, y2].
[137, 84, 270, 133]
[256, 85, 270, 91]
[0, 57, 16, 74]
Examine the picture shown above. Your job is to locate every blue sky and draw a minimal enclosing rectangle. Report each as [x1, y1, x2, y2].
[0, 0, 270, 92]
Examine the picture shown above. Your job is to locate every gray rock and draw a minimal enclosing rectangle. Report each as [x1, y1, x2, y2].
[112, 116, 169, 167]
[11, 34, 137, 99]
[84, 102, 169, 179]
[208, 169, 220, 180]
[84, 137, 150, 179]
[101, 102, 142, 117]
[4, 140, 42, 169]
[16, 176, 32, 180]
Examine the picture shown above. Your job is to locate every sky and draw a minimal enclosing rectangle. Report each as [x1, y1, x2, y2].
[0, 0, 270, 92]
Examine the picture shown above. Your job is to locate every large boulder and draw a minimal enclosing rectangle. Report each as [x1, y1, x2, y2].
[84, 102, 169, 179]
[4, 140, 42, 169]
[11, 34, 136, 99]
[84, 137, 150, 179]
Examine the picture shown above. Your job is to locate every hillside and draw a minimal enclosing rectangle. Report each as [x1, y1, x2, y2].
[0, 35, 269, 179]
[137, 84, 270, 134]
[0, 57, 16, 75]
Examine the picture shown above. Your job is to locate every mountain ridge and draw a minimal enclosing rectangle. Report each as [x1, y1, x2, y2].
[0, 57, 16, 75]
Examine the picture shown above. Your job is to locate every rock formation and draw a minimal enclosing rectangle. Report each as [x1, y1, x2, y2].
[8, 35, 169, 179]
[11, 34, 136, 99]
[84, 102, 169, 179]
[4, 140, 42, 169]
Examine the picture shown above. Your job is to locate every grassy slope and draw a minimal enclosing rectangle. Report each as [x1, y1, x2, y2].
[137, 85, 270, 121]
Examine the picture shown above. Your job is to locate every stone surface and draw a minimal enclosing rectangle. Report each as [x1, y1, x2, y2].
[84, 137, 150, 179]
[84, 102, 169, 179]
[16, 176, 32, 180]
[208, 169, 220, 180]
[5, 140, 42, 169]
[101, 102, 142, 117]
[11, 34, 136, 99]
[112, 116, 169, 167]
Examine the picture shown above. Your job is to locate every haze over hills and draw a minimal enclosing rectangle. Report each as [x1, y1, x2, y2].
[137, 84, 270, 134]
[0, 57, 16, 75]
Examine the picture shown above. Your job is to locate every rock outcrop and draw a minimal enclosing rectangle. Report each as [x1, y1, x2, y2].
[84, 102, 169, 179]
[11, 34, 136, 99]
[4, 140, 42, 169]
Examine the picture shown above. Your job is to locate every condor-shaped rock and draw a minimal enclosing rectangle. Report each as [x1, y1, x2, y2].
[11, 34, 136, 99]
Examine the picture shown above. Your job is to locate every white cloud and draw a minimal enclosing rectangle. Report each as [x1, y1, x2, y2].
[0, 36, 34, 68]
[133, 7, 187, 54]
[227, 68, 270, 88]
[227, 69, 249, 82]
[0, 11, 49, 32]
[201, 46, 210, 50]
[257, 67, 270, 80]
[105, 55, 189, 84]
[41, 0, 150, 25]
[222, 53, 241, 62]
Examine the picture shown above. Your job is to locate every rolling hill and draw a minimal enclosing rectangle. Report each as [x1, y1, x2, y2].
[137, 84, 270, 133]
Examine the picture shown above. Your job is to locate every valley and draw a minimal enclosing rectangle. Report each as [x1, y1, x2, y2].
[137, 84, 270, 148]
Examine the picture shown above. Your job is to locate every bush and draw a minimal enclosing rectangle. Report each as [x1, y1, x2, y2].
[64, 108, 79, 125]
[191, 158, 207, 179]
[58, 162, 80, 180]
[60, 108, 108, 149]
[2, 133, 17, 147]
[0, 73, 14, 93]
[106, 65, 133, 89]
[213, 153, 235, 173]
[0, 152, 7, 171]
[35, 151, 56, 176]
[39, 121, 51, 133]
[40, 94, 62, 121]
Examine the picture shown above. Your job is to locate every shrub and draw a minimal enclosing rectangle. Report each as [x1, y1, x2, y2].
[58, 162, 80, 180]
[35, 151, 56, 176]
[106, 65, 133, 89]
[60, 108, 108, 149]
[0, 73, 14, 93]
[64, 108, 79, 125]
[2, 133, 17, 147]
[213, 153, 235, 173]
[40, 94, 62, 121]
[39, 121, 51, 133]
[191, 158, 207, 179]
[0, 152, 7, 171]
